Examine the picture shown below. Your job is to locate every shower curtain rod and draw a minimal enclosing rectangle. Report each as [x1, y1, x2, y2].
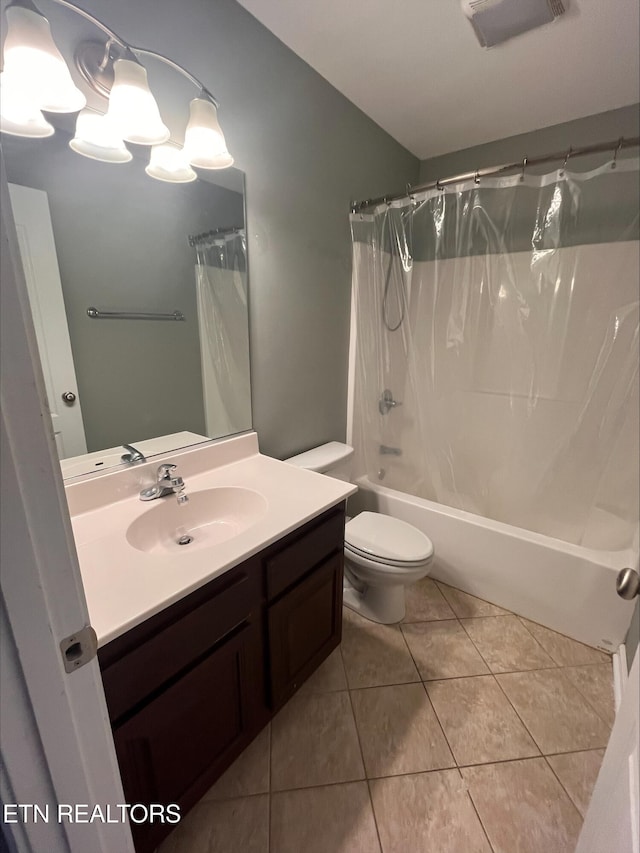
[351, 134, 640, 213]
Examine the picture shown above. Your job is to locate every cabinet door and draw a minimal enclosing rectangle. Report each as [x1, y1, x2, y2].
[113, 619, 264, 852]
[268, 551, 343, 708]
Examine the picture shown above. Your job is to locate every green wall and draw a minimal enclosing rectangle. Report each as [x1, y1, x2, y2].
[73, 0, 420, 459]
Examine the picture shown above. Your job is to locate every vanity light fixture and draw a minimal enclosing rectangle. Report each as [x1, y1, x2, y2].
[105, 57, 169, 146]
[145, 143, 197, 184]
[184, 98, 234, 170]
[69, 108, 132, 163]
[0, 0, 234, 178]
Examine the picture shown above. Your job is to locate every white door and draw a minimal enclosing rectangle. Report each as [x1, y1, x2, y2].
[576, 647, 639, 853]
[8, 183, 87, 458]
[2, 167, 134, 852]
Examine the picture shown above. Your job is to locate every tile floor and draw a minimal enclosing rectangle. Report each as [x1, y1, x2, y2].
[158, 579, 615, 853]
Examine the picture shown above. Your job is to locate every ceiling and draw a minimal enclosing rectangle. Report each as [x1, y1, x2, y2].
[236, 0, 640, 160]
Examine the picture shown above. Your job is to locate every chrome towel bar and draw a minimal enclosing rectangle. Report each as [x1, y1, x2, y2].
[87, 307, 185, 321]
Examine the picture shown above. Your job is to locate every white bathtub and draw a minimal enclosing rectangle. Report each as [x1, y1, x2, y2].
[350, 475, 638, 651]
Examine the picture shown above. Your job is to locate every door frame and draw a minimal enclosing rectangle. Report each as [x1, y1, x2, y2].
[1, 157, 134, 852]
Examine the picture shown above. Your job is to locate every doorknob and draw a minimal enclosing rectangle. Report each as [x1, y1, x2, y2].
[61, 391, 77, 404]
[616, 568, 640, 600]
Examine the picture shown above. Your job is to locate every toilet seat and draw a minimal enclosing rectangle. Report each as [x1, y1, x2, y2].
[345, 512, 434, 567]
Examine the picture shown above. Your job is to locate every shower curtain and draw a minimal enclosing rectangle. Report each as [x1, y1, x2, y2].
[350, 157, 640, 549]
[195, 231, 251, 438]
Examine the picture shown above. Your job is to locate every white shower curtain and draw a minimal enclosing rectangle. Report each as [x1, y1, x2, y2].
[195, 232, 251, 438]
[350, 157, 640, 549]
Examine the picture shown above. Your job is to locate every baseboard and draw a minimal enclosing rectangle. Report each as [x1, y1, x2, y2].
[612, 643, 628, 711]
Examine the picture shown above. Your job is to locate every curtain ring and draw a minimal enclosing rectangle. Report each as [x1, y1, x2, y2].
[611, 137, 624, 169]
[562, 146, 572, 171]
[474, 170, 480, 185]
[520, 156, 528, 182]
[436, 178, 445, 192]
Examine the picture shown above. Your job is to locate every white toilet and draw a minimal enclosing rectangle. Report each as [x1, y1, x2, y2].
[285, 442, 434, 624]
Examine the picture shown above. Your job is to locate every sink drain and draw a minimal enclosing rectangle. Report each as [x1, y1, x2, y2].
[177, 534, 194, 546]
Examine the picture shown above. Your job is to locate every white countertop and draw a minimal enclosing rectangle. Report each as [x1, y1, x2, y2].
[67, 434, 355, 646]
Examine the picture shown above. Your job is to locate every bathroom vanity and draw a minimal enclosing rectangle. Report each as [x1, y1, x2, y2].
[66, 433, 354, 852]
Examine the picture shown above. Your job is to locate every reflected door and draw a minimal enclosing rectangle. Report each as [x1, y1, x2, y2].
[8, 184, 87, 458]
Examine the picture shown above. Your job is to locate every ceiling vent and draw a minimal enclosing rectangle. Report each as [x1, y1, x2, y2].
[461, 0, 566, 47]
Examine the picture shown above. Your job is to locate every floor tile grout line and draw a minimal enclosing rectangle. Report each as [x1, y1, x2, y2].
[462, 780, 498, 853]
[399, 609, 462, 767]
[555, 664, 616, 728]
[434, 580, 511, 618]
[416, 674, 462, 769]
[457, 612, 557, 674]
[514, 614, 578, 667]
[344, 682, 385, 853]
[515, 614, 613, 665]
[542, 753, 589, 823]
[490, 669, 555, 757]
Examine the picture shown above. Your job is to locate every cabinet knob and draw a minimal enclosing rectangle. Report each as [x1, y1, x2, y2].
[62, 391, 77, 404]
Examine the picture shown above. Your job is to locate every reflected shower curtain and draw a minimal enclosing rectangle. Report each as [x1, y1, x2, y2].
[195, 232, 251, 438]
[350, 158, 640, 549]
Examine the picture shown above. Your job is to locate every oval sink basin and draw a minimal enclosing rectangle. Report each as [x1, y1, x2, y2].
[126, 487, 268, 555]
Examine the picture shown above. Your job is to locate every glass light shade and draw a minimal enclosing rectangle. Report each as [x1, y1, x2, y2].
[69, 109, 132, 163]
[184, 98, 234, 169]
[106, 59, 169, 145]
[0, 72, 54, 137]
[2, 5, 86, 113]
[145, 144, 197, 183]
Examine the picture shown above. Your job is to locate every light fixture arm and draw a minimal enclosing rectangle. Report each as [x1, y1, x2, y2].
[132, 47, 218, 106]
[8, 0, 220, 106]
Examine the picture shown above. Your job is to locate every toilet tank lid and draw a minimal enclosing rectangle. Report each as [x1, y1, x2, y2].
[285, 441, 354, 473]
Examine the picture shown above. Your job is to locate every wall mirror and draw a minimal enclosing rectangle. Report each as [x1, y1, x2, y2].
[0, 0, 251, 478]
[4, 133, 251, 479]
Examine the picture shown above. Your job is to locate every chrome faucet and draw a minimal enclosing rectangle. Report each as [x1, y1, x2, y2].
[121, 444, 147, 464]
[140, 463, 189, 504]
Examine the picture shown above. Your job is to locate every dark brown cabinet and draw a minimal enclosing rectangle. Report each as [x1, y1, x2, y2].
[268, 552, 343, 707]
[98, 503, 345, 853]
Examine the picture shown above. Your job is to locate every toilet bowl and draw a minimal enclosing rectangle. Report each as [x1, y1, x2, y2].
[285, 442, 435, 624]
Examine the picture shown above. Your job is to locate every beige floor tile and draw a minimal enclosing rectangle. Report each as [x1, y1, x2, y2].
[547, 750, 605, 817]
[271, 781, 381, 853]
[341, 607, 419, 689]
[519, 618, 611, 666]
[497, 669, 611, 754]
[370, 770, 492, 853]
[271, 690, 364, 790]
[351, 683, 454, 777]
[401, 620, 490, 679]
[435, 582, 511, 617]
[563, 664, 616, 727]
[427, 675, 538, 765]
[298, 647, 347, 694]
[403, 577, 456, 622]
[157, 794, 269, 853]
[461, 615, 556, 673]
[463, 758, 583, 853]
[203, 725, 270, 801]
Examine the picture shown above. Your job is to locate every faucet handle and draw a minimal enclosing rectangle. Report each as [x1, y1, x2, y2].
[157, 463, 177, 481]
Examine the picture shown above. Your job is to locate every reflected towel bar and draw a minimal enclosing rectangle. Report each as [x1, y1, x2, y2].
[87, 307, 185, 321]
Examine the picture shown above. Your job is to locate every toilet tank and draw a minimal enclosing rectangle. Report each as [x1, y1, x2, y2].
[285, 441, 354, 482]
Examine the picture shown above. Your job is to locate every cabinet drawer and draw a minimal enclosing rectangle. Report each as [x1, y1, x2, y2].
[266, 507, 344, 601]
[101, 566, 259, 723]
